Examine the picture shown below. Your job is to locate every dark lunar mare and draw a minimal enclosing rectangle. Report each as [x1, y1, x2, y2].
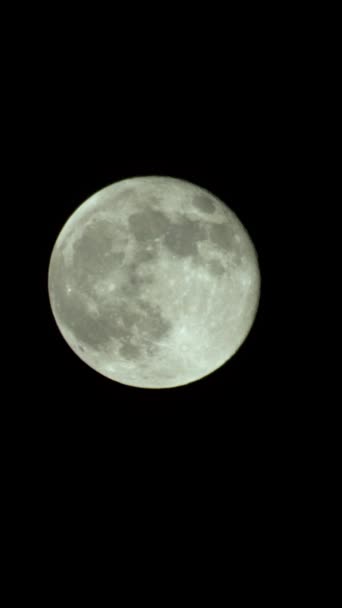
[49, 213, 174, 358]
[191, 193, 216, 214]
[49, 197, 245, 364]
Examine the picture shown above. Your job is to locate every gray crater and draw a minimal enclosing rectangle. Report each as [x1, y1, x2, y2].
[164, 217, 206, 257]
[119, 341, 142, 360]
[136, 246, 157, 263]
[72, 220, 126, 278]
[59, 292, 116, 349]
[121, 268, 154, 298]
[192, 193, 216, 214]
[116, 300, 172, 361]
[137, 300, 172, 340]
[206, 259, 226, 276]
[209, 222, 235, 251]
[128, 210, 170, 242]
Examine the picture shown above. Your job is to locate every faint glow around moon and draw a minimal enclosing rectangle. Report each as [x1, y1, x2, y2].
[48, 176, 260, 388]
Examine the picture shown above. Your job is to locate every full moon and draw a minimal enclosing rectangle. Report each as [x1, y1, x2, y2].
[48, 176, 260, 389]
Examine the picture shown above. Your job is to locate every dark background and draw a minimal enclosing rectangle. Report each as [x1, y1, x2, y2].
[28, 115, 286, 506]
[43, 127, 265, 394]
[11, 9, 305, 440]
[29, 63, 291, 440]
[5, 8, 327, 597]
[33, 104, 286, 439]
[17, 79, 304, 580]
[10, 8, 307, 479]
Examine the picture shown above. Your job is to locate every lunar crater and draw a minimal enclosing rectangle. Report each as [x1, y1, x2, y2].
[192, 193, 216, 214]
[206, 259, 226, 276]
[163, 217, 207, 258]
[128, 209, 170, 242]
[209, 222, 235, 250]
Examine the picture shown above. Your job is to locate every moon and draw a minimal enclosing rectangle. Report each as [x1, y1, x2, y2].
[48, 176, 260, 389]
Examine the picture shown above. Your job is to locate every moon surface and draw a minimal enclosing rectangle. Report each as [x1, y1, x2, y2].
[48, 176, 260, 389]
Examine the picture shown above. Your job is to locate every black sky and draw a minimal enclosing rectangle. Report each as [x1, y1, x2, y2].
[5, 15, 320, 589]
[36, 101, 280, 423]
[15, 19, 301, 476]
